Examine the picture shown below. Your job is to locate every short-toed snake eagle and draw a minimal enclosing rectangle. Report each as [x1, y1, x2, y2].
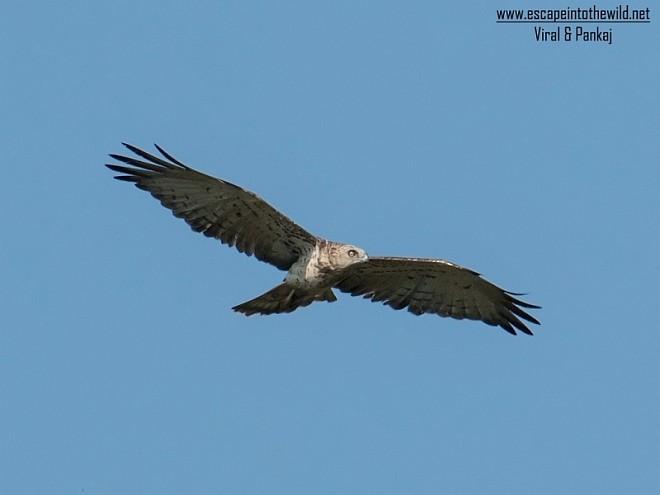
[107, 144, 540, 335]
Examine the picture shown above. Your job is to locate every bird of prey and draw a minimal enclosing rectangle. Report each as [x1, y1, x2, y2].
[106, 143, 540, 335]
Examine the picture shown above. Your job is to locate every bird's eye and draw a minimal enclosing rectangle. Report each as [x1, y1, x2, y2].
[348, 249, 358, 257]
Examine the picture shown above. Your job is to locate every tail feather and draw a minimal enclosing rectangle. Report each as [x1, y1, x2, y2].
[233, 283, 337, 316]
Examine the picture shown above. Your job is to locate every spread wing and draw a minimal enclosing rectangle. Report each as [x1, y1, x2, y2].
[335, 257, 540, 335]
[106, 143, 318, 270]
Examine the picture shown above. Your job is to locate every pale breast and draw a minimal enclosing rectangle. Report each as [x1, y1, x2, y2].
[285, 246, 325, 287]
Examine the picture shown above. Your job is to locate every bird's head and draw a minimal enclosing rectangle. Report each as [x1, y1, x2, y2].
[331, 243, 369, 268]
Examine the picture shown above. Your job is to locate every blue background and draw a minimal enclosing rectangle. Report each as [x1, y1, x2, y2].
[2, 2, 658, 494]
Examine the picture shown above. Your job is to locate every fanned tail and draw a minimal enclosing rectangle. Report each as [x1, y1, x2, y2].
[233, 283, 337, 316]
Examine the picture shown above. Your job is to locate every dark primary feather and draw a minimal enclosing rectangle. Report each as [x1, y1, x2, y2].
[335, 257, 540, 335]
[106, 143, 317, 270]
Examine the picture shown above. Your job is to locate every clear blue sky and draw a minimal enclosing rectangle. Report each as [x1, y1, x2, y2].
[2, 2, 658, 494]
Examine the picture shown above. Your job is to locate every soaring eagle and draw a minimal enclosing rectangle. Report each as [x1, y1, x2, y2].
[107, 144, 540, 335]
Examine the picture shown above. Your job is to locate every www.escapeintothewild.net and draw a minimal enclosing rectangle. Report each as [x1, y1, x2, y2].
[496, 4, 652, 44]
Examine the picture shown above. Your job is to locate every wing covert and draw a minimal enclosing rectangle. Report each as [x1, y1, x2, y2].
[106, 143, 317, 270]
